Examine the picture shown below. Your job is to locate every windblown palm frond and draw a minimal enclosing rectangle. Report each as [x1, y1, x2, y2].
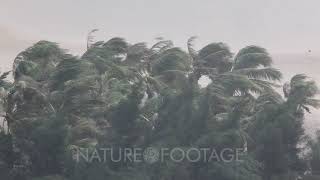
[103, 37, 128, 54]
[210, 73, 262, 95]
[285, 74, 320, 112]
[154, 70, 190, 94]
[150, 39, 174, 56]
[255, 91, 284, 111]
[187, 36, 198, 62]
[50, 57, 97, 91]
[234, 67, 282, 81]
[86, 29, 99, 50]
[82, 38, 129, 71]
[151, 48, 191, 75]
[0, 71, 12, 90]
[13, 41, 67, 81]
[233, 46, 272, 70]
[124, 42, 149, 66]
[198, 42, 233, 73]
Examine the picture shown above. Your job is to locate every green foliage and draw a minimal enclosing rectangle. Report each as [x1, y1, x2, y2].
[1, 37, 319, 180]
[309, 131, 320, 175]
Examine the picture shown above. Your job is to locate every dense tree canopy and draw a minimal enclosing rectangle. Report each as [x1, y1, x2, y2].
[0, 36, 319, 180]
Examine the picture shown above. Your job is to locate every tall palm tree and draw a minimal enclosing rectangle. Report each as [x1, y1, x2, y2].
[188, 37, 282, 95]
[283, 74, 320, 112]
[2, 36, 319, 180]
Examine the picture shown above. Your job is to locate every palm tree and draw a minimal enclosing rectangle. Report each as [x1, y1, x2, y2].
[283, 74, 320, 113]
[249, 74, 320, 180]
[188, 38, 282, 95]
[186, 38, 282, 150]
[1, 36, 319, 180]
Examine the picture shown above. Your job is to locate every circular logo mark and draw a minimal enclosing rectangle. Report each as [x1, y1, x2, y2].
[143, 147, 160, 164]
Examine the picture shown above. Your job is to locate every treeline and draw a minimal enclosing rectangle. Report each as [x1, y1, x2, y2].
[0, 37, 319, 180]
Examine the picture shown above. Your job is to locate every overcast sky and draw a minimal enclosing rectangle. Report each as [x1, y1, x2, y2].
[1, 0, 320, 55]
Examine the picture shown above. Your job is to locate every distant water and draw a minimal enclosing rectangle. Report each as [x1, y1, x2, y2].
[273, 54, 320, 137]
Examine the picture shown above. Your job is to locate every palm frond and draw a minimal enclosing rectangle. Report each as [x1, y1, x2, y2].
[304, 98, 320, 109]
[86, 29, 99, 50]
[251, 79, 281, 91]
[234, 46, 272, 70]
[233, 53, 272, 70]
[150, 39, 173, 54]
[124, 42, 149, 66]
[198, 42, 233, 73]
[187, 36, 198, 61]
[255, 91, 284, 110]
[103, 37, 128, 54]
[290, 74, 308, 86]
[0, 71, 11, 80]
[285, 74, 320, 111]
[234, 67, 282, 81]
[212, 73, 263, 94]
[154, 70, 190, 91]
[151, 48, 191, 75]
